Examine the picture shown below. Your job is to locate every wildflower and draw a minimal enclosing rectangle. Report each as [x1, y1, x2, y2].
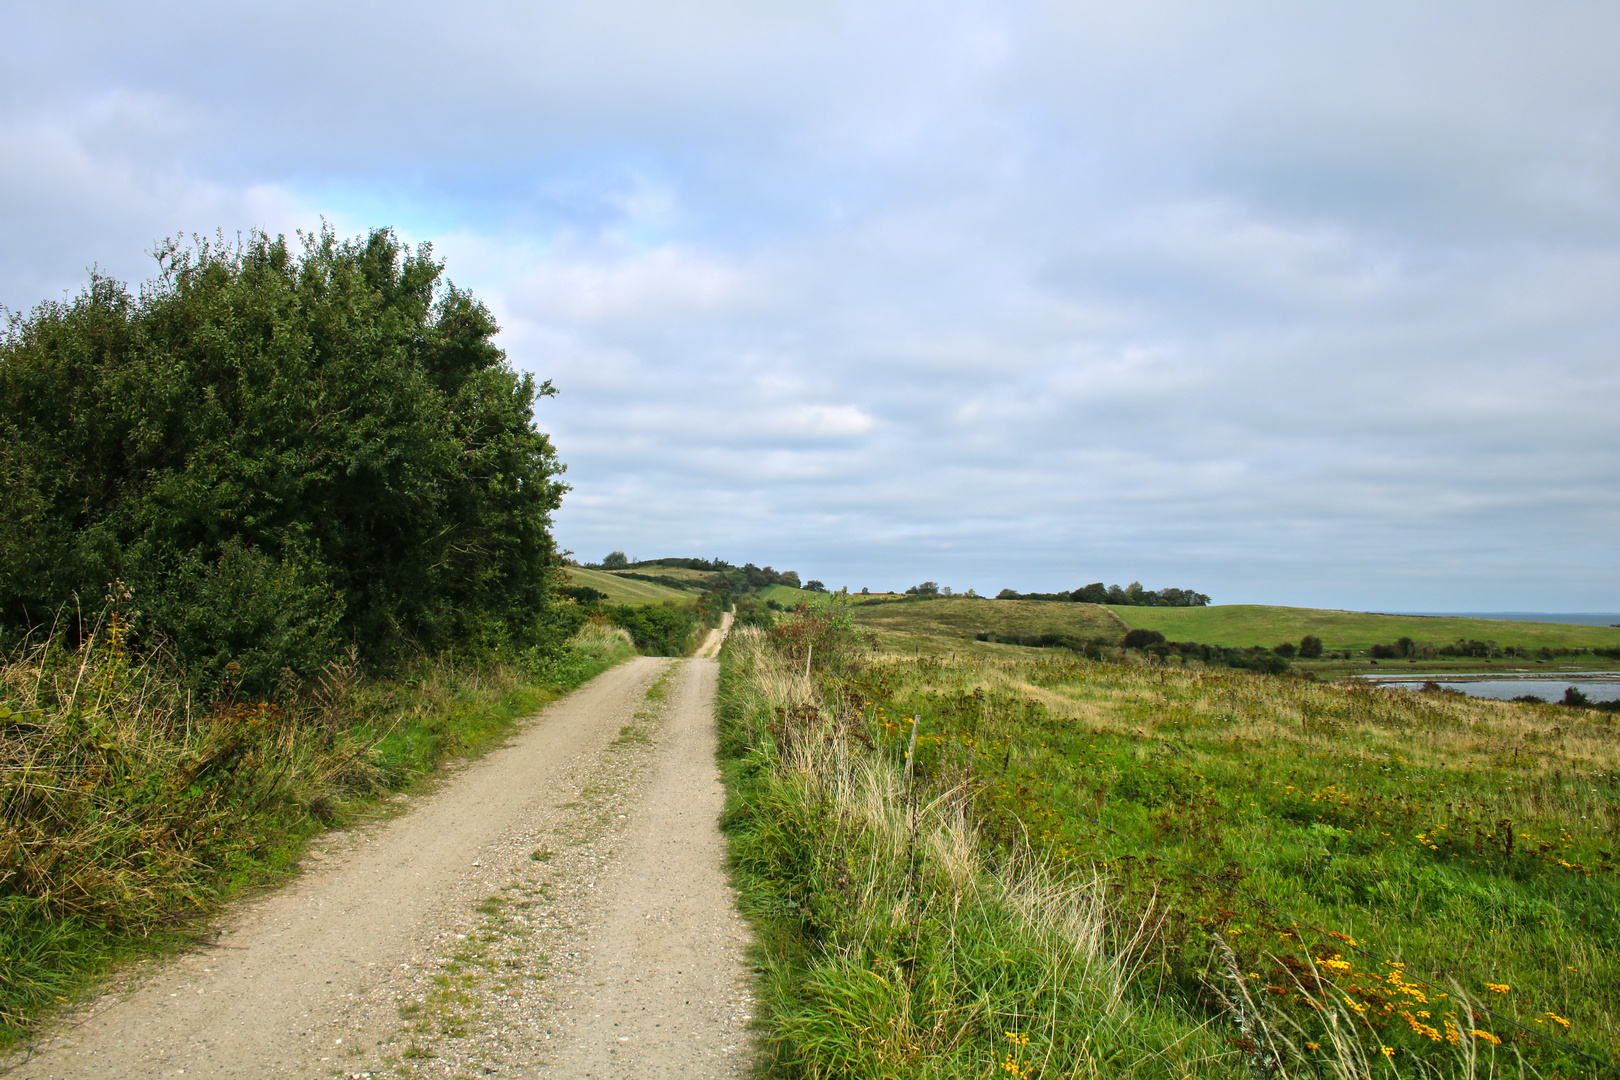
[1305, 1042, 1321, 1051]
[1472, 1030, 1501, 1045]
[1381, 1046, 1395, 1059]
[1485, 983, 1509, 994]
[1545, 1012, 1570, 1030]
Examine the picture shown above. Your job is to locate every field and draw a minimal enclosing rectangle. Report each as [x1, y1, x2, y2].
[1111, 604, 1620, 660]
[719, 600, 1620, 1078]
[613, 565, 718, 585]
[851, 596, 1125, 650]
[564, 567, 692, 603]
[756, 583, 823, 606]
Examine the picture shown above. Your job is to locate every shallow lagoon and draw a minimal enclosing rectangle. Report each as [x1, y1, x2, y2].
[1370, 671, 1620, 702]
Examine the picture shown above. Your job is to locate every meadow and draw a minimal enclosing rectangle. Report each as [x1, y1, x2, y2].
[757, 583, 825, 606]
[565, 566, 694, 603]
[1110, 606, 1620, 666]
[852, 596, 1124, 649]
[720, 599, 1620, 1078]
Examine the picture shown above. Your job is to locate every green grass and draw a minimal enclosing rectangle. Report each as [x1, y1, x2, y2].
[851, 596, 1125, 650]
[756, 583, 822, 606]
[718, 623, 1243, 1080]
[1111, 604, 1620, 654]
[566, 566, 691, 603]
[722, 602, 1620, 1078]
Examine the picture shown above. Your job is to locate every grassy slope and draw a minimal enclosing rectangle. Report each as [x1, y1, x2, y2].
[852, 596, 1125, 649]
[566, 566, 691, 603]
[620, 565, 716, 585]
[1110, 604, 1620, 652]
[755, 583, 821, 606]
[825, 620, 1620, 1076]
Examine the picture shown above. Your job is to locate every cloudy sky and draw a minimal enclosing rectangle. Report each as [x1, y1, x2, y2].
[4, 1, 1616, 609]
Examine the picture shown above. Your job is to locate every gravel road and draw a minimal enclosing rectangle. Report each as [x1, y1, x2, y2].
[4, 622, 750, 1080]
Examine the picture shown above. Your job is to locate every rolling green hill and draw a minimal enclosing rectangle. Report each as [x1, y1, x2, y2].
[565, 567, 691, 604]
[756, 583, 822, 606]
[1108, 604, 1620, 652]
[852, 596, 1125, 651]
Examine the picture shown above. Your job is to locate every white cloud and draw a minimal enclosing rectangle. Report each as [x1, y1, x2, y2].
[513, 246, 756, 323]
[2, 0, 1617, 607]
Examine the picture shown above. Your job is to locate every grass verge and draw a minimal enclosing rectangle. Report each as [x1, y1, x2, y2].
[0, 617, 635, 1046]
[718, 614, 1241, 1079]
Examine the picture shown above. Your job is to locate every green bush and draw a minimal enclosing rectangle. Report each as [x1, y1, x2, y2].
[606, 602, 701, 656]
[0, 228, 568, 692]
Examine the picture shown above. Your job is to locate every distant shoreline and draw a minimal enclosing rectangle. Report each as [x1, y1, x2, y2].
[1391, 612, 1620, 626]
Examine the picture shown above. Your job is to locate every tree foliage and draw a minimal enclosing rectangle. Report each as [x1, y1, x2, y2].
[0, 227, 568, 691]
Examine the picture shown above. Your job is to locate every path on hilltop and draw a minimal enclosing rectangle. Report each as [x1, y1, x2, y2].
[6, 613, 748, 1080]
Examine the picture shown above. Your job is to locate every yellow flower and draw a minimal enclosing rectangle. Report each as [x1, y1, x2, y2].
[1305, 1042, 1321, 1051]
[1545, 1012, 1570, 1030]
[1485, 983, 1510, 994]
[1381, 1046, 1395, 1059]
[1472, 1030, 1502, 1045]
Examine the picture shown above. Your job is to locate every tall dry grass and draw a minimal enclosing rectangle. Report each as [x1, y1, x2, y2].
[0, 608, 633, 1040]
[719, 626, 1241, 1079]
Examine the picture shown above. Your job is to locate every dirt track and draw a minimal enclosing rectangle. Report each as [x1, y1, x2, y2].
[5, 618, 749, 1079]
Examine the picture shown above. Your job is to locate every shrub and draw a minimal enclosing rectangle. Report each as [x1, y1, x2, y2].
[732, 594, 776, 630]
[1273, 641, 1297, 658]
[0, 228, 567, 693]
[605, 601, 700, 656]
[1298, 634, 1324, 658]
[1121, 628, 1167, 649]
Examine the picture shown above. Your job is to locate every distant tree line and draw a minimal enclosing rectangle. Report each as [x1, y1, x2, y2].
[995, 581, 1210, 607]
[1365, 638, 1620, 662]
[975, 626, 1302, 673]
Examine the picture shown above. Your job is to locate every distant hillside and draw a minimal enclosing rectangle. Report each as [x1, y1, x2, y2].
[564, 567, 691, 604]
[852, 596, 1125, 649]
[756, 583, 822, 606]
[1109, 604, 1620, 651]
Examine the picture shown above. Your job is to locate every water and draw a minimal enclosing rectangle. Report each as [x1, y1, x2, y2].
[1396, 612, 1620, 627]
[1373, 673, 1620, 703]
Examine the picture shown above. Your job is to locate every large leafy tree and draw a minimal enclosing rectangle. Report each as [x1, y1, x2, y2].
[0, 227, 569, 689]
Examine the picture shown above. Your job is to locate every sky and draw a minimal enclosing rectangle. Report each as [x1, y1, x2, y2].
[3, 1, 1617, 609]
